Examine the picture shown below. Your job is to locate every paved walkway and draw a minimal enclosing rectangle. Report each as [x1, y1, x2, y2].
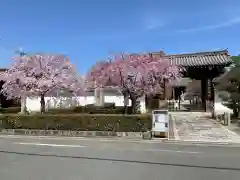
[172, 112, 240, 143]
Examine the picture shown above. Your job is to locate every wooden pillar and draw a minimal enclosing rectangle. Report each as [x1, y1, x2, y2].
[212, 87, 216, 118]
[210, 79, 214, 102]
[0, 81, 3, 108]
[172, 87, 175, 100]
[0, 93, 2, 108]
[201, 78, 208, 111]
[163, 79, 167, 100]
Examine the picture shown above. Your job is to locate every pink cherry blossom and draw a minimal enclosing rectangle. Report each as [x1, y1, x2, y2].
[86, 52, 182, 113]
[0, 54, 85, 113]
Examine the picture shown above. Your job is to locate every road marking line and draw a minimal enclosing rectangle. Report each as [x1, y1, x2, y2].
[141, 148, 202, 154]
[14, 142, 200, 154]
[14, 142, 87, 148]
[2, 135, 240, 147]
[0, 135, 148, 143]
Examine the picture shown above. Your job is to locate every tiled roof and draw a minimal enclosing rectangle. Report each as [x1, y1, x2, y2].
[152, 50, 232, 67]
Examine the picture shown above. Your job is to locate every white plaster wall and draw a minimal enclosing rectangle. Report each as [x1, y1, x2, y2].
[25, 95, 146, 113]
[104, 95, 132, 106]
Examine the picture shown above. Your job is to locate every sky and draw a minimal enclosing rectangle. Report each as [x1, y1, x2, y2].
[0, 0, 240, 74]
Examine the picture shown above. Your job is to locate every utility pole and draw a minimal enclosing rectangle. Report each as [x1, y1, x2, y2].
[17, 48, 27, 114]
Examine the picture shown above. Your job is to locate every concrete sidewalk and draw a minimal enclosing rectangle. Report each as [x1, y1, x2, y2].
[171, 112, 240, 143]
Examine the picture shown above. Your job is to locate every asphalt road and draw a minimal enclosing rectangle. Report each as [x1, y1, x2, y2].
[0, 135, 240, 180]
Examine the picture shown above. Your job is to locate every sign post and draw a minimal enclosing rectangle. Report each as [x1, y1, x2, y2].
[152, 110, 169, 139]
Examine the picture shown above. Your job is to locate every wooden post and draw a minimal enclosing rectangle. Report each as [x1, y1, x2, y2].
[201, 78, 207, 111]
[0, 93, 2, 108]
[164, 79, 167, 100]
[172, 87, 175, 100]
[212, 88, 217, 118]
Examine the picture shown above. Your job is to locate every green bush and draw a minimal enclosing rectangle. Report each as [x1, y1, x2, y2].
[46, 108, 77, 114]
[46, 106, 128, 114]
[103, 103, 115, 108]
[0, 107, 21, 114]
[82, 106, 125, 114]
[0, 114, 151, 132]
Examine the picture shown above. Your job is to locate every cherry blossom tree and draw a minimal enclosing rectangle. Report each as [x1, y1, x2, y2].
[87, 53, 182, 113]
[0, 54, 85, 113]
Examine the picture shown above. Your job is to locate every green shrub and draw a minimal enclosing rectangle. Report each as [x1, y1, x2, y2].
[103, 103, 115, 108]
[46, 108, 77, 114]
[46, 106, 128, 114]
[0, 107, 21, 114]
[0, 114, 151, 132]
[83, 106, 125, 114]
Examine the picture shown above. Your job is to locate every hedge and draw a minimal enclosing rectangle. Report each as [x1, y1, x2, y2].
[0, 114, 151, 132]
[46, 105, 137, 114]
[0, 107, 21, 114]
[46, 107, 124, 114]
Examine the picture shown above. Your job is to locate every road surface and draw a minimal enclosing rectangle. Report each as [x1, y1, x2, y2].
[0, 135, 239, 179]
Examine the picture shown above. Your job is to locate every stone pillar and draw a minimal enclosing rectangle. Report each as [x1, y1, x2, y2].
[94, 87, 100, 106]
[224, 113, 231, 126]
[227, 113, 231, 126]
[94, 87, 104, 106]
[99, 88, 104, 106]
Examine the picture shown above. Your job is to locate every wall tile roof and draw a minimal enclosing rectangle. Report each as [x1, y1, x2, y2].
[153, 49, 232, 67]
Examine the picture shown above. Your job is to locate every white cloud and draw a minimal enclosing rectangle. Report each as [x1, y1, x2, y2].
[145, 18, 165, 30]
[142, 12, 165, 30]
[177, 17, 240, 33]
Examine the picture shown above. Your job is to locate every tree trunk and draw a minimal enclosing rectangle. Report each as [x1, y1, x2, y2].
[233, 108, 238, 118]
[20, 95, 26, 114]
[232, 101, 239, 118]
[130, 94, 137, 114]
[122, 90, 129, 114]
[40, 94, 45, 114]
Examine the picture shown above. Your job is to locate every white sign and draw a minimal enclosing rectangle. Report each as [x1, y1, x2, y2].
[152, 110, 169, 132]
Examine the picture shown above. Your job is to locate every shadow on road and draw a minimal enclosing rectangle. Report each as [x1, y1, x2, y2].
[0, 150, 239, 171]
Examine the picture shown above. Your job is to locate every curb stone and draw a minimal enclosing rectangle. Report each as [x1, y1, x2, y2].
[0, 129, 143, 139]
[165, 139, 240, 145]
[1, 129, 240, 145]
